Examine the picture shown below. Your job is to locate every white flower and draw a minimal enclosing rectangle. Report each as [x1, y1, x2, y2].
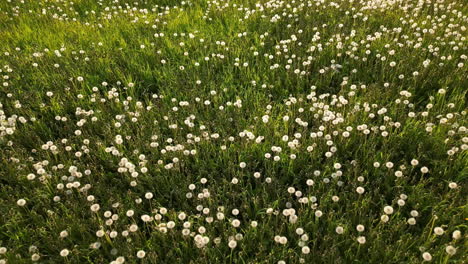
[420, 167, 429, 174]
[422, 252, 432, 261]
[445, 246, 456, 255]
[17, 199, 26, 206]
[279, 237, 287, 244]
[315, 210, 323, 217]
[60, 230, 68, 238]
[433, 227, 444, 236]
[60, 249, 70, 257]
[335, 226, 344, 234]
[228, 240, 237, 249]
[136, 250, 146, 258]
[145, 192, 153, 199]
[90, 204, 100, 212]
[383, 206, 394, 215]
[232, 219, 241, 228]
[31, 253, 40, 261]
[356, 225, 365, 232]
[129, 224, 138, 232]
[356, 187, 365, 194]
[357, 236, 366, 244]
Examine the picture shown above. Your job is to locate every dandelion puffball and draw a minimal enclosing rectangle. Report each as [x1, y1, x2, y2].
[17, 199, 26, 206]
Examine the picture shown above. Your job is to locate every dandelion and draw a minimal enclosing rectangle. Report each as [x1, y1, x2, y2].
[296, 228, 304, 235]
[410, 210, 419, 217]
[0, 1, 466, 262]
[31, 253, 40, 261]
[335, 226, 344, 234]
[60, 249, 69, 257]
[232, 219, 241, 227]
[356, 187, 365, 194]
[145, 192, 153, 199]
[90, 204, 100, 212]
[279, 237, 288, 244]
[357, 236, 366, 244]
[383, 206, 394, 215]
[129, 224, 138, 232]
[315, 210, 323, 217]
[397, 199, 405, 207]
[136, 250, 146, 258]
[422, 252, 432, 261]
[433, 227, 444, 236]
[17, 199, 26, 206]
[381, 215, 389, 222]
[444, 245, 456, 255]
[228, 240, 237, 249]
[452, 230, 461, 240]
[60, 230, 68, 238]
[356, 225, 365, 232]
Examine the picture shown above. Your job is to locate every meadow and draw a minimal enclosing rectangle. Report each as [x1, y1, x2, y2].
[0, 0, 467, 263]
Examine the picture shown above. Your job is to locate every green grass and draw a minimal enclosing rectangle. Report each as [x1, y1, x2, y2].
[0, 0, 467, 263]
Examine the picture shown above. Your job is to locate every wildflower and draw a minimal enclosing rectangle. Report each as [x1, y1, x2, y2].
[136, 250, 146, 258]
[434, 227, 444, 236]
[335, 226, 344, 234]
[31, 253, 40, 261]
[60, 230, 68, 238]
[445, 245, 456, 255]
[356, 225, 365, 232]
[422, 252, 432, 261]
[407, 218, 416, 225]
[232, 219, 241, 227]
[60, 249, 69, 257]
[383, 206, 394, 215]
[357, 236, 366, 244]
[17, 199, 26, 206]
[452, 230, 461, 240]
[90, 204, 100, 212]
[228, 240, 237, 249]
[356, 187, 365, 194]
[145, 192, 153, 199]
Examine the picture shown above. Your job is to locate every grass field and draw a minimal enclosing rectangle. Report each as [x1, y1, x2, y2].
[0, 0, 467, 263]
